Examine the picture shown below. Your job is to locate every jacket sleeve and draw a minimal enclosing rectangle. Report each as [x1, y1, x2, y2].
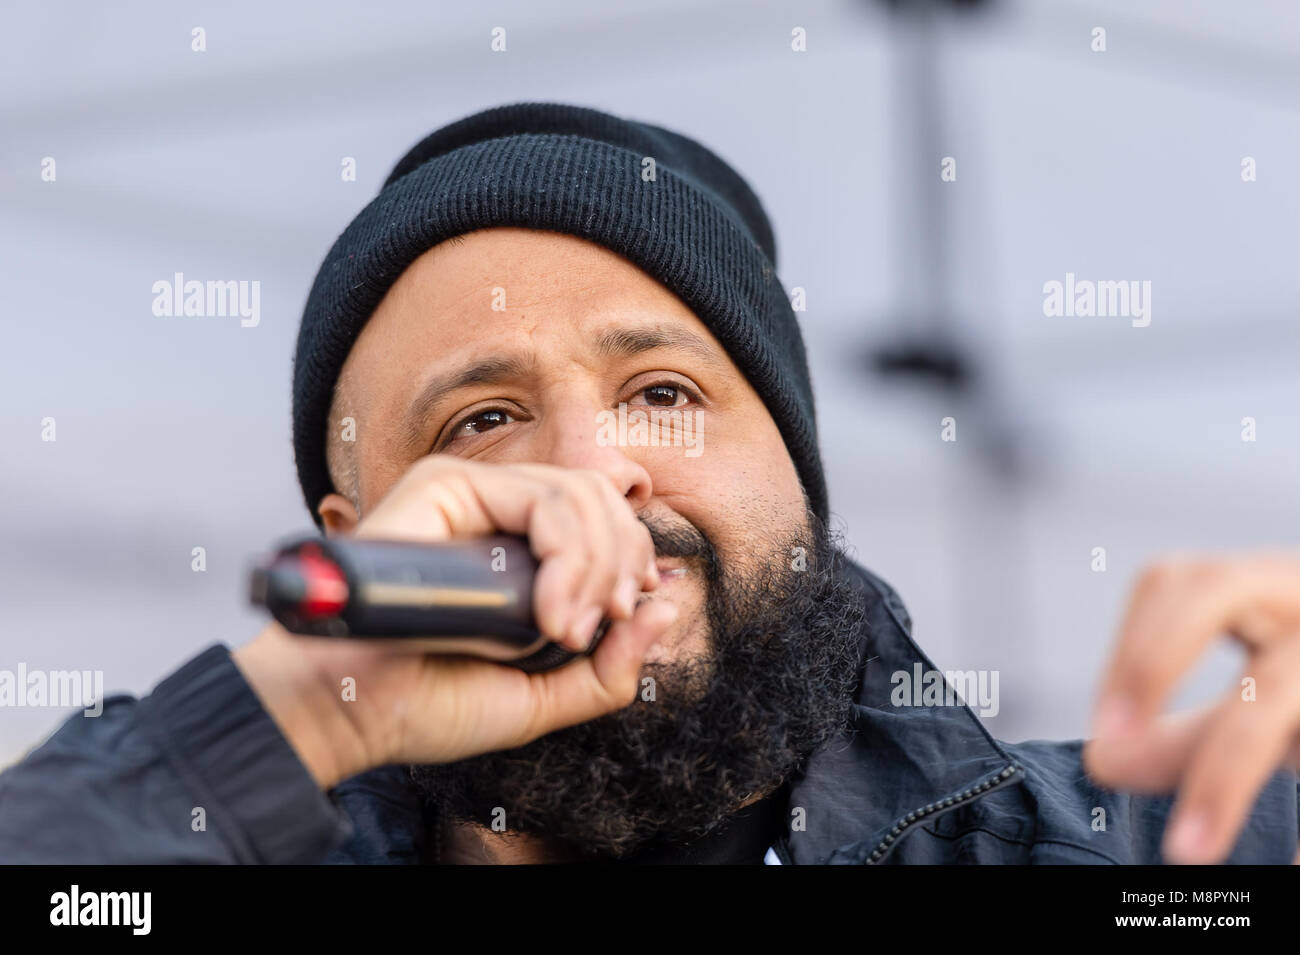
[0, 643, 352, 863]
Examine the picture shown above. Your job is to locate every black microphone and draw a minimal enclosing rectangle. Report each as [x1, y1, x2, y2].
[248, 534, 606, 673]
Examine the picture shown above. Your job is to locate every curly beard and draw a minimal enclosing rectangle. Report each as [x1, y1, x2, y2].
[407, 509, 866, 860]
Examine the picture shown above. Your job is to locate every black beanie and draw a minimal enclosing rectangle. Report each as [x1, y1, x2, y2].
[293, 102, 827, 526]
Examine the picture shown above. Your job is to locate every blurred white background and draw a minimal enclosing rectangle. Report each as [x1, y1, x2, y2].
[2, 0, 1298, 766]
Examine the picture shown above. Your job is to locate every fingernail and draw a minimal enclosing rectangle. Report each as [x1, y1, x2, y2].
[1093, 697, 1136, 739]
[1164, 809, 1211, 863]
[569, 607, 603, 650]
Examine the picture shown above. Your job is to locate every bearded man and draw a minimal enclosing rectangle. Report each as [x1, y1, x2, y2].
[3, 104, 1298, 866]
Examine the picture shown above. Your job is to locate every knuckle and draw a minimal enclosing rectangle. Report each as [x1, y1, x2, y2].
[1134, 558, 1196, 597]
[1217, 560, 1256, 595]
[539, 552, 577, 589]
[412, 453, 457, 482]
[1186, 558, 1226, 588]
[581, 469, 620, 506]
[591, 562, 619, 593]
[1142, 555, 1220, 591]
[1136, 561, 1176, 592]
[426, 471, 474, 521]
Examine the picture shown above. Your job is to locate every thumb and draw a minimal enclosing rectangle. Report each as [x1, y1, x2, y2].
[523, 599, 678, 734]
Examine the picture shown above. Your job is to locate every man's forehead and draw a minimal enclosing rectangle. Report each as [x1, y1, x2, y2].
[347, 230, 735, 383]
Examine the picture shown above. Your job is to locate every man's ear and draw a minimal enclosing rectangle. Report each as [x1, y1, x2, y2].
[318, 492, 360, 537]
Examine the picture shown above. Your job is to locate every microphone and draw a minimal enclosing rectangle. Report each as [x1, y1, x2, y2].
[248, 534, 607, 673]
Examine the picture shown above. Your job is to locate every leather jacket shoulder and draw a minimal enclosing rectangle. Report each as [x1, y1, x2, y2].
[770, 558, 1300, 864]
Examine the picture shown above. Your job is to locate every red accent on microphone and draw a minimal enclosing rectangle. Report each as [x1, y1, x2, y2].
[291, 544, 349, 617]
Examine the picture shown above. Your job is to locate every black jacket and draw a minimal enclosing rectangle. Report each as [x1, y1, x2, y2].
[2, 559, 1296, 863]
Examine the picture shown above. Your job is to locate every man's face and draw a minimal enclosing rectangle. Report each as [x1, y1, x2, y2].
[319, 226, 863, 858]
[319, 226, 811, 666]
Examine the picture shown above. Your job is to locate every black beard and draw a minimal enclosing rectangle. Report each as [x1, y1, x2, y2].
[408, 510, 866, 860]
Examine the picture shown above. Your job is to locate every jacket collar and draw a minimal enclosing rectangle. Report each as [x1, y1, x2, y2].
[776, 558, 1023, 864]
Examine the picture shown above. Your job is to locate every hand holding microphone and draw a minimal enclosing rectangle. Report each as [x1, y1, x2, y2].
[250, 533, 612, 673]
[232, 456, 674, 789]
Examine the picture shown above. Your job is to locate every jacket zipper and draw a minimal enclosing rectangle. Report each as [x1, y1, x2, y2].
[862, 763, 1023, 865]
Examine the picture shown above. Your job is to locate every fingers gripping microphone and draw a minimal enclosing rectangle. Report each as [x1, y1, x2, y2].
[248, 535, 607, 673]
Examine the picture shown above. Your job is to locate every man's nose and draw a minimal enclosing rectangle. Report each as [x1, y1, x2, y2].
[540, 413, 653, 510]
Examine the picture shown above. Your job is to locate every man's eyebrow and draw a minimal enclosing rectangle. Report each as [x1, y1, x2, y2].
[594, 326, 728, 370]
[399, 326, 726, 451]
[401, 355, 533, 450]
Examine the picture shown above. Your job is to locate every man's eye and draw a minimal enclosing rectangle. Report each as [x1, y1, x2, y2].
[641, 384, 688, 407]
[452, 409, 513, 439]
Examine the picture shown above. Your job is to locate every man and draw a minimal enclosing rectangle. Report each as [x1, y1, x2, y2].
[2, 102, 1298, 864]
